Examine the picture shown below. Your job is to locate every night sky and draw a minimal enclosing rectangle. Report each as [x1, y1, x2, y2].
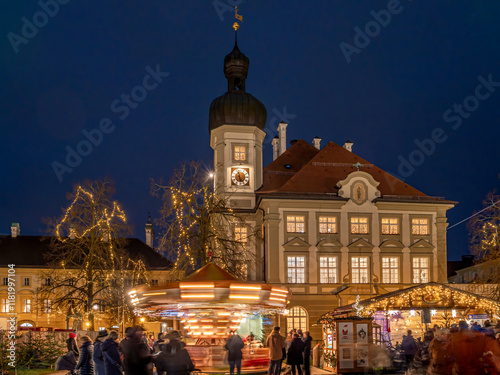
[1, 1, 499, 261]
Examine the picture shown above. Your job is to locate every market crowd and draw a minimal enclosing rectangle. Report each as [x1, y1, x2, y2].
[399, 320, 500, 375]
[57, 326, 196, 375]
[266, 326, 313, 375]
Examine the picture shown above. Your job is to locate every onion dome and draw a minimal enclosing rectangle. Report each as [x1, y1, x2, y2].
[209, 41, 267, 132]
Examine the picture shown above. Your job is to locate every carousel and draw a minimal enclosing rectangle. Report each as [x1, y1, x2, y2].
[129, 263, 290, 370]
[319, 282, 500, 372]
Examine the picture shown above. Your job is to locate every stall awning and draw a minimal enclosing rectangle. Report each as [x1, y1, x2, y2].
[329, 282, 500, 316]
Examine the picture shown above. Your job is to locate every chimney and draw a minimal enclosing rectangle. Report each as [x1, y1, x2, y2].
[343, 140, 353, 152]
[145, 213, 154, 248]
[271, 136, 279, 161]
[69, 224, 76, 240]
[11, 223, 20, 238]
[313, 136, 321, 150]
[278, 121, 288, 155]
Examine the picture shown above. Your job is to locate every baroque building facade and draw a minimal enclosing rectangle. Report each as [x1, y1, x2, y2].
[209, 39, 456, 339]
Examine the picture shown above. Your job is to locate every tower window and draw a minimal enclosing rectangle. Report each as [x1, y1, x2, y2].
[235, 225, 247, 243]
[234, 146, 247, 162]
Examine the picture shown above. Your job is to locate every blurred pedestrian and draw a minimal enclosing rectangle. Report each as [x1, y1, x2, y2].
[266, 326, 285, 375]
[75, 335, 94, 375]
[153, 332, 167, 353]
[287, 333, 304, 375]
[93, 329, 108, 375]
[302, 331, 312, 375]
[225, 331, 245, 375]
[449, 320, 488, 375]
[428, 328, 452, 375]
[415, 330, 433, 373]
[154, 330, 194, 375]
[401, 330, 418, 368]
[120, 326, 152, 375]
[102, 331, 124, 375]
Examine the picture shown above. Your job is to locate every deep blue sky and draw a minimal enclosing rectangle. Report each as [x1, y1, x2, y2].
[1, 1, 499, 260]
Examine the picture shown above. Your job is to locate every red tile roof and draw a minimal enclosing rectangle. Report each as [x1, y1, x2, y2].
[258, 140, 440, 199]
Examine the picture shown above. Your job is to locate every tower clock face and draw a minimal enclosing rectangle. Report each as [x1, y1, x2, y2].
[231, 168, 250, 186]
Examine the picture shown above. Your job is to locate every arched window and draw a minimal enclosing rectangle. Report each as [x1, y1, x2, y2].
[287, 306, 308, 332]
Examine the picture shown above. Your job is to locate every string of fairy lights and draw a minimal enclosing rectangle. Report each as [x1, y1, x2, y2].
[48, 184, 134, 326]
[357, 284, 500, 316]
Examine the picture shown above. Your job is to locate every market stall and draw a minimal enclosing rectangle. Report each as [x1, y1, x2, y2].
[322, 282, 500, 348]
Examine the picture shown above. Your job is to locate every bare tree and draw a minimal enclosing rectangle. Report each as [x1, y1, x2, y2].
[469, 191, 500, 262]
[40, 179, 148, 330]
[152, 161, 259, 279]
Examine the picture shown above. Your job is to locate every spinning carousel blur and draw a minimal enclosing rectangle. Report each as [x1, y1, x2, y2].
[129, 263, 290, 370]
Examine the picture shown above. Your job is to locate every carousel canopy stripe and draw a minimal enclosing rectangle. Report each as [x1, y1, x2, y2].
[327, 282, 500, 317]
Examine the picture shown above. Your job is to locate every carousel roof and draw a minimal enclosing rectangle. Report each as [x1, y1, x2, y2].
[129, 263, 290, 339]
[328, 282, 500, 317]
[129, 262, 290, 312]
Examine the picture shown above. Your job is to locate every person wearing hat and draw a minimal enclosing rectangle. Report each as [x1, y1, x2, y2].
[93, 329, 108, 375]
[102, 331, 124, 375]
[154, 330, 195, 375]
[120, 326, 152, 375]
[67, 332, 79, 358]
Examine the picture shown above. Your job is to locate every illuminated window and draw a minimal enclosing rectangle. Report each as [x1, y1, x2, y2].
[1, 299, 8, 313]
[234, 146, 246, 161]
[319, 257, 338, 283]
[287, 216, 305, 233]
[350, 217, 368, 234]
[319, 217, 337, 234]
[381, 218, 399, 235]
[22, 299, 31, 313]
[382, 257, 399, 283]
[412, 219, 429, 235]
[287, 306, 308, 332]
[43, 299, 51, 313]
[287, 256, 305, 283]
[413, 257, 429, 283]
[23, 277, 30, 287]
[351, 256, 369, 283]
[235, 225, 247, 243]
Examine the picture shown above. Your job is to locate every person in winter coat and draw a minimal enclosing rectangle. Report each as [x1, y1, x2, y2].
[415, 330, 433, 372]
[429, 329, 452, 375]
[401, 330, 418, 367]
[92, 329, 108, 375]
[120, 326, 152, 375]
[287, 334, 304, 375]
[153, 332, 167, 353]
[75, 336, 94, 375]
[302, 331, 312, 375]
[67, 333, 80, 358]
[154, 331, 195, 375]
[266, 326, 285, 375]
[102, 331, 124, 375]
[449, 321, 491, 375]
[225, 331, 245, 375]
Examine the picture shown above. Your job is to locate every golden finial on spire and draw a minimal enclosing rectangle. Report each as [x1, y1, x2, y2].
[233, 6, 242, 31]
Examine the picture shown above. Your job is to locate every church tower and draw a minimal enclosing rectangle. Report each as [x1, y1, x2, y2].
[209, 34, 267, 208]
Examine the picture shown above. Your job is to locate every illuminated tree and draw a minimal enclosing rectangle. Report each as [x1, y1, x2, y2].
[153, 161, 260, 279]
[40, 179, 148, 331]
[469, 191, 500, 262]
